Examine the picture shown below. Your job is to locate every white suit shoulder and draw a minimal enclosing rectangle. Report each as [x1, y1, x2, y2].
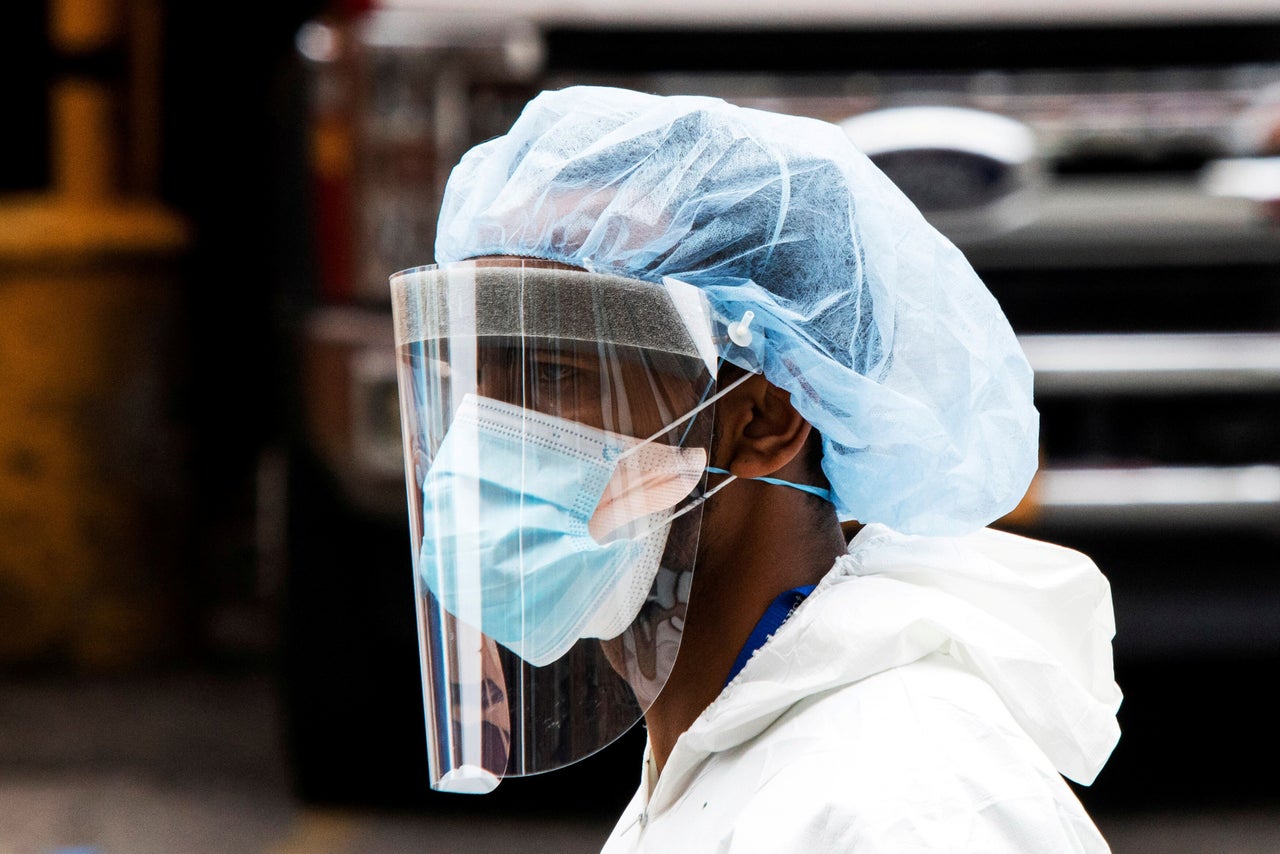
[603, 525, 1120, 853]
[721, 654, 1110, 853]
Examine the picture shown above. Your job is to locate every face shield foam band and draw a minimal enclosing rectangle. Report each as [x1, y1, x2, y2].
[393, 262, 721, 377]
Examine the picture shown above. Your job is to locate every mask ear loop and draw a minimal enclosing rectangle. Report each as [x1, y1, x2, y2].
[630, 309, 759, 453]
[616, 369, 754, 462]
[705, 466, 834, 503]
[660, 469, 738, 530]
[675, 371, 718, 448]
[605, 369, 754, 538]
[673, 351, 741, 448]
[623, 466, 739, 541]
[614, 313, 760, 529]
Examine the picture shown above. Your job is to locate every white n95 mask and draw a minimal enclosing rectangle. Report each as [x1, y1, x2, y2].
[418, 393, 707, 667]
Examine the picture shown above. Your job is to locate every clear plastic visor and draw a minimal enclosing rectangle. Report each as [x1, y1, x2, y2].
[390, 259, 722, 793]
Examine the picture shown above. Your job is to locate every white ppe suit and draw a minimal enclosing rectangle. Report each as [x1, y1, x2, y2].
[602, 524, 1122, 853]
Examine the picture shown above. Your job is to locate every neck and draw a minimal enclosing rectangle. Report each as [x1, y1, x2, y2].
[642, 481, 847, 777]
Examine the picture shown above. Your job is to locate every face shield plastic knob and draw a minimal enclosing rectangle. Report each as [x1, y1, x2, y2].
[391, 258, 747, 794]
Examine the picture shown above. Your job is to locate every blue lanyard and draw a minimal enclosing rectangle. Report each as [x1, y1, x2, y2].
[725, 584, 816, 687]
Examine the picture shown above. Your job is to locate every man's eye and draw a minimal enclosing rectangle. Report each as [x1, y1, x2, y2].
[533, 361, 577, 383]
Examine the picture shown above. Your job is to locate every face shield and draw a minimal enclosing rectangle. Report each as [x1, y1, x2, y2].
[390, 258, 740, 794]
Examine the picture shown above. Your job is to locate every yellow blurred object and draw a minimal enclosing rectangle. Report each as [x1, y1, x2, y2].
[50, 0, 120, 52]
[313, 121, 355, 180]
[0, 200, 188, 667]
[0, 0, 188, 668]
[0, 197, 186, 262]
[52, 80, 118, 203]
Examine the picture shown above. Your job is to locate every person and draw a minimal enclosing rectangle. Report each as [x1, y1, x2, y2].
[390, 86, 1121, 851]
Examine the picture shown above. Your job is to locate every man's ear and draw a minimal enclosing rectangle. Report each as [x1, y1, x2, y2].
[713, 373, 812, 479]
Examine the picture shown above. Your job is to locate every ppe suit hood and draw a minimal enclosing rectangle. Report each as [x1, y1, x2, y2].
[678, 524, 1121, 788]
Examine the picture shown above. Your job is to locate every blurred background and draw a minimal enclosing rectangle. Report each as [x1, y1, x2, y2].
[3, 0, 1280, 851]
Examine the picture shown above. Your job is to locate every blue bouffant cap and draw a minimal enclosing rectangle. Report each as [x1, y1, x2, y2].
[435, 86, 1038, 535]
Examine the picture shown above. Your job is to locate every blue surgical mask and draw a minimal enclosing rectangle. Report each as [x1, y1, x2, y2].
[417, 372, 832, 668]
[418, 394, 708, 667]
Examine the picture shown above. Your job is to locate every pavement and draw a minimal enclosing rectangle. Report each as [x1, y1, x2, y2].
[1, 671, 1278, 854]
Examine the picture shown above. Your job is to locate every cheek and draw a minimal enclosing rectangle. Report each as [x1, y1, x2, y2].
[708, 418, 734, 469]
[624, 380, 710, 442]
